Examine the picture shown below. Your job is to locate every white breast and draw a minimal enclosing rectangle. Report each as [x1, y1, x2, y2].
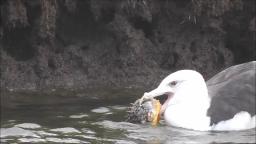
[164, 80, 211, 131]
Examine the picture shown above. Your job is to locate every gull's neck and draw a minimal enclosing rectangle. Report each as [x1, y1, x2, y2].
[164, 79, 211, 131]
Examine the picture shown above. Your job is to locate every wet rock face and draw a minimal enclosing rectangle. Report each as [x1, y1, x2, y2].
[0, 0, 255, 91]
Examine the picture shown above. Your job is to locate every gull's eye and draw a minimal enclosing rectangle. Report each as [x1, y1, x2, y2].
[169, 81, 177, 87]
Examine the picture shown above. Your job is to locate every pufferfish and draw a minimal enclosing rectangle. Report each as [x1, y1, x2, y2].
[126, 99, 161, 126]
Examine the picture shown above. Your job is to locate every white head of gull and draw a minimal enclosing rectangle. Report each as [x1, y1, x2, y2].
[140, 61, 256, 131]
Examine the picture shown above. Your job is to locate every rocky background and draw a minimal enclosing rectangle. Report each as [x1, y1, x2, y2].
[0, 0, 255, 91]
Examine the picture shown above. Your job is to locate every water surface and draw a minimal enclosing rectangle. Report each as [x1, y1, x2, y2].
[1, 88, 255, 143]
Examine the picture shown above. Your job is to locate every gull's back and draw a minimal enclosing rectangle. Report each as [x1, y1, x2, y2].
[206, 61, 256, 125]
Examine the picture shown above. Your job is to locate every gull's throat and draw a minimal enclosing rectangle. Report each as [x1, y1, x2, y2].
[160, 94, 173, 115]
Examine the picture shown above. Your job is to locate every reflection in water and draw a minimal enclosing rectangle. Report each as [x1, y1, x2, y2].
[1, 88, 255, 143]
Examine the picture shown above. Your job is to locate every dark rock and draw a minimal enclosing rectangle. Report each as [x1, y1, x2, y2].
[0, 0, 255, 91]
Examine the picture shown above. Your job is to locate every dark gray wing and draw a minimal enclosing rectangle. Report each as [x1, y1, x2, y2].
[206, 61, 256, 125]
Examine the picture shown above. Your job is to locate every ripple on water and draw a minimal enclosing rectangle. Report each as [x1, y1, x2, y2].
[50, 127, 81, 134]
[18, 138, 46, 143]
[91, 107, 110, 113]
[0, 127, 40, 138]
[69, 114, 89, 119]
[36, 130, 57, 136]
[46, 137, 84, 143]
[81, 128, 96, 135]
[15, 123, 41, 129]
[93, 120, 175, 142]
[110, 105, 127, 110]
[93, 120, 140, 130]
[78, 135, 136, 144]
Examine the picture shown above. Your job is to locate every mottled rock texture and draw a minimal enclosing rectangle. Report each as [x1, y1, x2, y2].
[0, 0, 255, 91]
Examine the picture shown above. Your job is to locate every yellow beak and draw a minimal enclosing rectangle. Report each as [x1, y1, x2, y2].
[151, 99, 162, 127]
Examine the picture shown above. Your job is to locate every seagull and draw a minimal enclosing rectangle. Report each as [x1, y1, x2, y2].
[140, 61, 256, 131]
